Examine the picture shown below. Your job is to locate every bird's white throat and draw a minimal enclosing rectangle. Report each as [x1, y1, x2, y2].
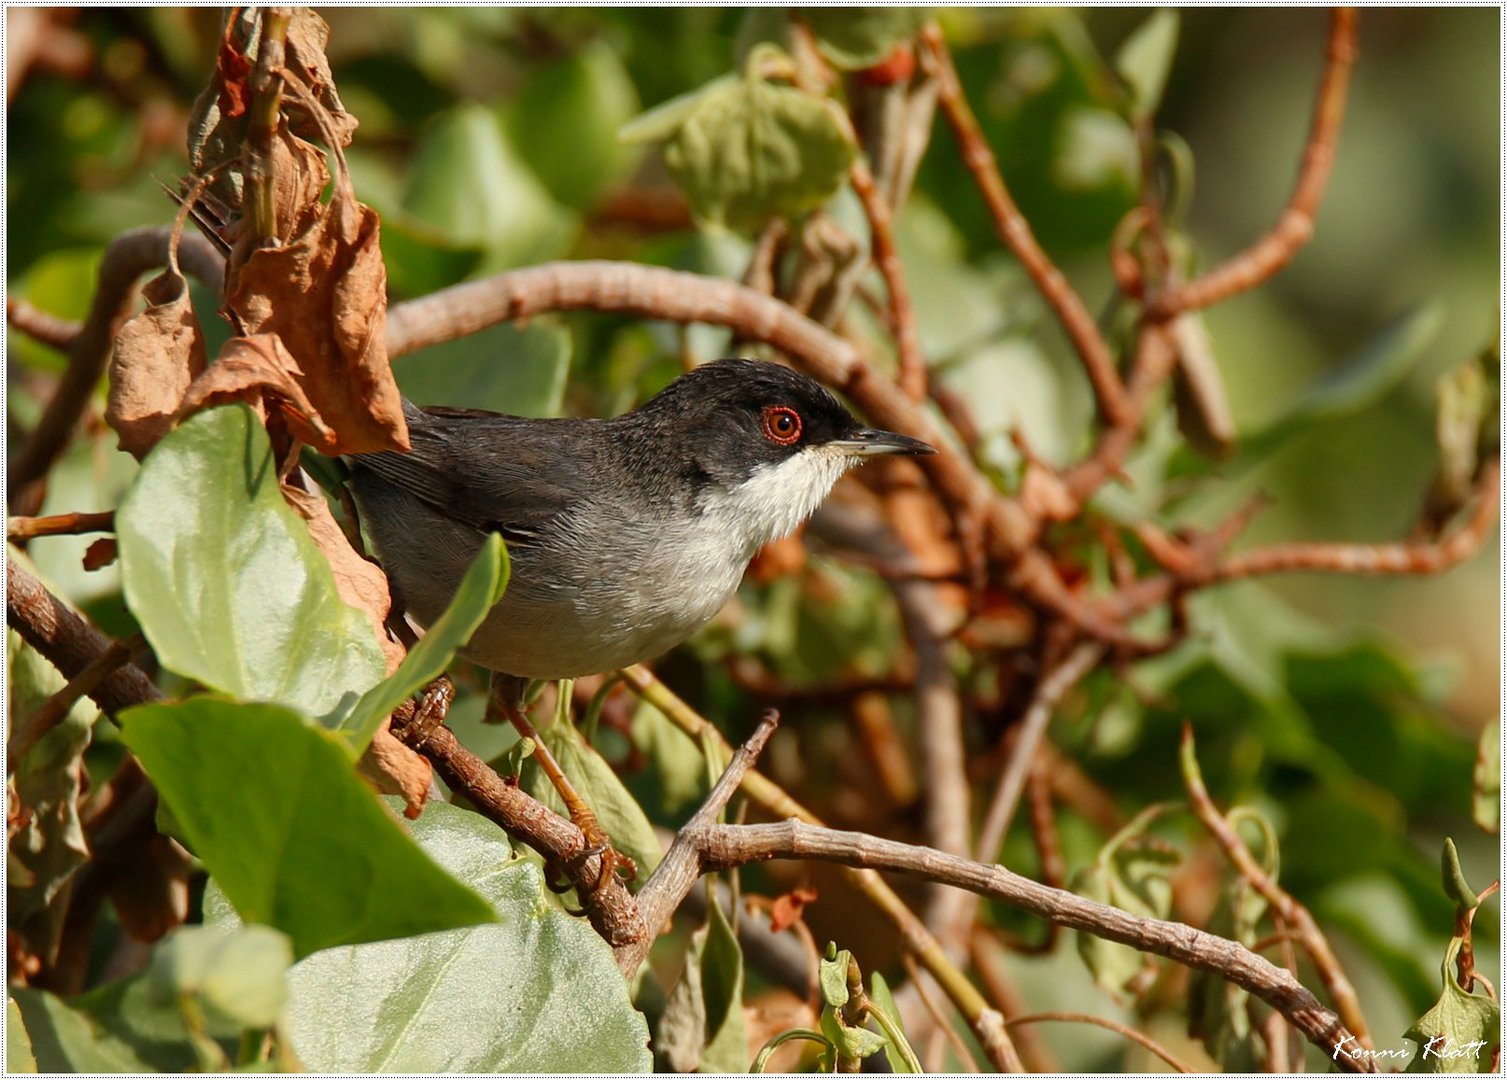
[699, 442, 856, 558]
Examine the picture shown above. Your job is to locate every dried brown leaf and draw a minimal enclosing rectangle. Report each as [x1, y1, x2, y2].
[229, 187, 407, 454]
[361, 717, 432, 819]
[106, 270, 207, 459]
[214, 14, 252, 119]
[82, 538, 118, 572]
[768, 884, 819, 932]
[280, 483, 404, 675]
[179, 333, 335, 449]
[283, 10, 358, 148]
[105, 833, 191, 943]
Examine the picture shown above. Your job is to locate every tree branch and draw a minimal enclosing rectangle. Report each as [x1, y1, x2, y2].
[1154, 9, 1358, 316]
[388, 711, 648, 955]
[8, 227, 226, 512]
[919, 24, 1129, 426]
[687, 819, 1373, 1072]
[625, 709, 781, 973]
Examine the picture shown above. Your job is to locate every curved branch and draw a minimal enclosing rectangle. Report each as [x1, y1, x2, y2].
[9, 227, 226, 510]
[919, 24, 1129, 426]
[386, 259, 1038, 561]
[1155, 9, 1358, 316]
[689, 819, 1372, 1072]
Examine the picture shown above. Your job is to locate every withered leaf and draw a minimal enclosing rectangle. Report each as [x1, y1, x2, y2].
[282, 484, 427, 815]
[280, 483, 404, 676]
[215, 13, 252, 120]
[229, 188, 408, 455]
[106, 270, 207, 459]
[179, 333, 334, 450]
[82, 538, 118, 572]
[105, 833, 192, 943]
[283, 10, 358, 148]
[768, 885, 819, 933]
[361, 717, 433, 820]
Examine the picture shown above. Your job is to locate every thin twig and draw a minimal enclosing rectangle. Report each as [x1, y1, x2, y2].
[390, 713, 648, 955]
[9, 227, 226, 512]
[617, 664, 1022, 1073]
[900, 952, 984, 1072]
[8, 633, 148, 775]
[384, 259, 1037, 563]
[919, 24, 1128, 425]
[7, 561, 161, 718]
[627, 710, 780, 972]
[1003, 1011, 1195, 1073]
[848, 157, 926, 400]
[7, 298, 81, 351]
[1181, 725, 1371, 1050]
[7, 510, 116, 542]
[968, 933, 1059, 1072]
[975, 643, 1105, 865]
[1105, 456, 1500, 622]
[1154, 9, 1358, 316]
[688, 819, 1372, 1072]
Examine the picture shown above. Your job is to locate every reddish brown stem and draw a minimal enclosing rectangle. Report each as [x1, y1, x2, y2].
[7, 298, 81, 351]
[1155, 10, 1358, 316]
[920, 25, 1128, 426]
[849, 157, 927, 400]
[7, 510, 116, 542]
[1182, 725, 1371, 1049]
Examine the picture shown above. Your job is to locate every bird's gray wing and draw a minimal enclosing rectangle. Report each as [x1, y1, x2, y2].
[349, 403, 600, 545]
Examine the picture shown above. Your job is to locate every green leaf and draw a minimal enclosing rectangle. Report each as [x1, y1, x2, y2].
[803, 9, 928, 69]
[1440, 838, 1478, 914]
[403, 102, 577, 271]
[699, 894, 749, 1072]
[378, 211, 486, 299]
[256, 801, 651, 1073]
[7, 997, 37, 1073]
[819, 944, 853, 1008]
[1404, 938, 1499, 1072]
[8, 247, 101, 374]
[1472, 721, 1499, 834]
[7, 631, 95, 950]
[9, 988, 155, 1072]
[623, 49, 857, 233]
[868, 972, 921, 1074]
[523, 705, 663, 889]
[115, 405, 386, 723]
[1114, 11, 1179, 119]
[394, 321, 572, 418]
[1072, 808, 1179, 999]
[145, 924, 292, 1030]
[1248, 303, 1444, 456]
[119, 697, 495, 957]
[338, 533, 509, 751]
[503, 41, 642, 210]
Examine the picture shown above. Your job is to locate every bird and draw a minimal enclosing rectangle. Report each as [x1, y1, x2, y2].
[348, 358, 936, 883]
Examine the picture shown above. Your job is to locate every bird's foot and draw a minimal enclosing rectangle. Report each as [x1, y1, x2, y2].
[545, 809, 636, 914]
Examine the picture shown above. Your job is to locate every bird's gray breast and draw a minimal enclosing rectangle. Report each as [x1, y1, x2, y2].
[352, 470, 749, 680]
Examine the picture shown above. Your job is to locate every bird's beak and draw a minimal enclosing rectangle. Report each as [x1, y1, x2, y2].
[832, 429, 938, 457]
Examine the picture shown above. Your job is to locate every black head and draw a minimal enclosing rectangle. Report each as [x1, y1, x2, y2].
[626, 359, 934, 489]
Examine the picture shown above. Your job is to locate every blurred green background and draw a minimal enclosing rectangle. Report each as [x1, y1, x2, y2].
[6, 9, 1498, 1069]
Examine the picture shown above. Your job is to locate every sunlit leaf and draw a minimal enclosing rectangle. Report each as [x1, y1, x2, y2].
[338, 532, 508, 752]
[120, 697, 495, 957]
[1404, 938, 1499, 1072]
[1114, 10, 1179, 118]
[210, 801, 651, 1073]
[116, 405, 386, 723]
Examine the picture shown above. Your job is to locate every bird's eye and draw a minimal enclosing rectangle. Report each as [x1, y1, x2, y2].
[760, 405, 802, 446]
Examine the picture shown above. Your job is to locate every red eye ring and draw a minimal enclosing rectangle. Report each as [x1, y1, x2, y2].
[761, 405, 802, 446]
